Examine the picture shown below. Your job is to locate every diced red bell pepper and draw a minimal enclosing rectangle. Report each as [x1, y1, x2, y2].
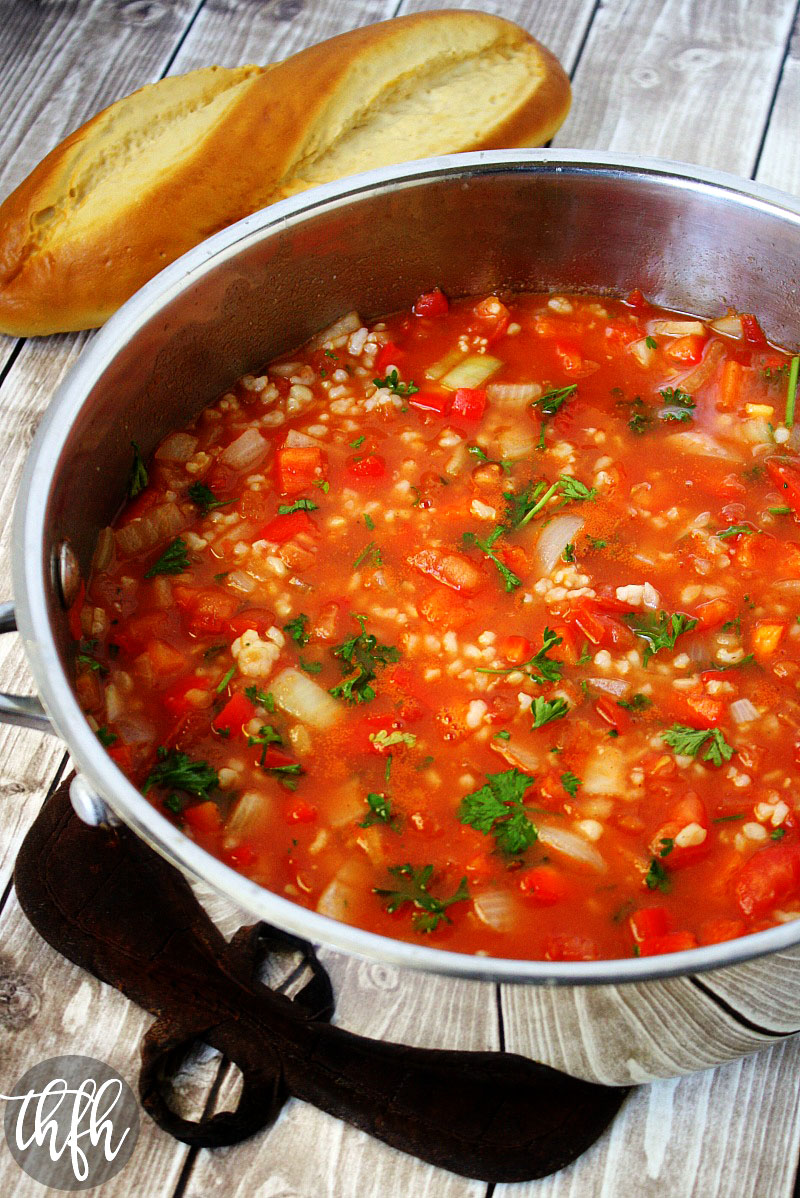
[108, 742, 134, 772]
[112, 609, 170, 653]
[639, 931, 698, 957]
[375, 342, 406, 373]
[275, 446, 326, 496]
[651, 794, 710, 870]
[670, 688, 726, 729]
[499, 635, 533, 665]
[347, 454, 386, 480]
[229, 608, 276, 637]
[519, 866, 570, 906]
[286, 800, 317, 824]
[625, 287, 649, 312]
[258, 509, 314, 544]
[766, 458, 800, 517]
[566, 598, 633, 649]
[163, 674, 212, 718]
[629, 906, 670, 943]
[224, 843, 258, 869]
[699, 918, 746, 945]
[734, 843, 800, 916]
[213, 691, 255, 735]
[594, 695, 631, 734]
[451, 387, 487, 420]
[605, 318, 644, 347]
[413, 287, 449, 318]
[694, 597, 737, 629]
[741, 313, 768, 346]
[409, 390, 452, 416]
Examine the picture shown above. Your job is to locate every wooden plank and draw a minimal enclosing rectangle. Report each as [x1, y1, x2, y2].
[0, 0, 198, 199]
[494, 1037, 800, 1198]
[181, 949, 496, 1198]
[396, 0, 598, 72]
[756, 11, 800, 195]
[168, 0, 399, 73]
[552, 0, 797, 174]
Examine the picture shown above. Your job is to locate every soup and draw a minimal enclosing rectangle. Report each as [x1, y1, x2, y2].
[72, 287, 800, 961]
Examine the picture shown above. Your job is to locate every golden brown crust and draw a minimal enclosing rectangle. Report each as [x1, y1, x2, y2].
[0, 13, 571, 336]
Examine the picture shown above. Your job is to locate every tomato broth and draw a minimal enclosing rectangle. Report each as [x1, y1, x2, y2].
[74, 288, 800, 962]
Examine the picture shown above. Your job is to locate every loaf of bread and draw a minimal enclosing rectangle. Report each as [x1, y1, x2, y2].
[0, 10, 570, 336]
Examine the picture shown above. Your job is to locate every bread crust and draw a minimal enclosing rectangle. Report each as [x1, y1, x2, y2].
[0, 12, 570, 336]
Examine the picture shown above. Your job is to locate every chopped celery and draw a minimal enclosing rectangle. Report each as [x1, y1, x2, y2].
[425, 347, 465, 381]
[440, 355, 503, 391]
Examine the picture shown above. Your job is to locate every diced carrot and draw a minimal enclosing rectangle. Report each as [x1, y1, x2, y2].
[147, 639, 187, 675]
[664, 334, 706, 365]
[173, 586, 239, 636]
[629, 906, 670, 943]
[275, 446, 325, 496]
[718, 360, 744, 410]
[694, 597, 737, 629]
[184, 801, 223, 837]
[752, 621, 785, 658]
[639, 931, 698, 956]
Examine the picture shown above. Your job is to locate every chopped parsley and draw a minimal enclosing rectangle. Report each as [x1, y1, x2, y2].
[462, 526, 520, 592]
[244, 685, 275, 711]
[144, 538, 190, 578]
[477, 627, 564, 685]
[349, 435, 366, 449]
[586, 536, 607, 550]
[374, 865, 469, 932]
[503, 475, 596, 530]
[468, 445, 514, 474]
[659, 837, 674, 858]
[284, 613, 310, 645]
[561, 771, 581, 797]
[626, 609, 698, 666]
[314, 479, 330, 494]
[96, 726, 117, 747]
[531, 696, 569, 729]
[645, 858, 670, 893]
[353, 540, 383, 570]
[659, 386, 694, 409]
[533, 384, 577, 447]
[494, 729, 511, 741]
[264, 762, 303, 791]
[299, 658, 323, 674]
[662, 723, 735, 767]
[562, 542, 575, 563]
[329, 615, 400, 704]
[278, 498, 319, 515]
[359, 792, 398, 830]
[188, 482, 236, 514]
[458, 767, 538, 855]
[772, 827, 787, 841]
[128, 441, 148, 498]
[364, 513, 375, 530]
[787, 356, 799, 428]
[716, 524, 760, 539]
[645, 335, 658, 350]
[616, 693, 652, 712]
[247, 724, 282, 765]
[373, 369, 419, 397]
[369, 729, 417, 749]
[215, 665, 236, 694]
[142, 748, 218, 799]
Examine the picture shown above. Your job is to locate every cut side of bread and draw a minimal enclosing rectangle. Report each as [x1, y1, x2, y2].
[0, 11, 570, 336]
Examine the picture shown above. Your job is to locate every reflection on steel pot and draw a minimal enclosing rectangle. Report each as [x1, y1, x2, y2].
[7, 151, 800, 1085]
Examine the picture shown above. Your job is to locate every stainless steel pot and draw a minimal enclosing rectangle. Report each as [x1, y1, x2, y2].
[7, 151, 800, 1084]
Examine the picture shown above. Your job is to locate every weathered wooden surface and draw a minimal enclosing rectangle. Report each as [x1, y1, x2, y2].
[1, 1, 800, 1196]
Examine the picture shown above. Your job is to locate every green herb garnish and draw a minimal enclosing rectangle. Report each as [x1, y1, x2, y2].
[353, 540, 383, 570]
[462, 527, 521, 592]
[359, 792, 399, 830]
[373, 369, 419, 397]
[716, 524, 760, 540]
[329, 615, 400, 704]
[244, 685, 275, 711]
[277, 498, 319, 515]
[458, 767, 538, 855]
[144, 538, 190, 578]
[96, 726, 117, 747]
[531, 696, 569, 730]
[143, 748, 218, 798]
[247, 724, 283, 765]
[626, 610, 698, 666]
[645, 858, 670, 893]
[662, 723, 734, 766]
[188, 482, 236, 514]
[128, 441, 148, 498]
[374, 865, 469, 932]
[215, 665, 236, 694]
[284, 613, 310, 645]
[561, 771, 581, 797]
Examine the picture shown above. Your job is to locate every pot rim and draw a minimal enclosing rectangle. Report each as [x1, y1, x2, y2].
[14, 148, 800, 986]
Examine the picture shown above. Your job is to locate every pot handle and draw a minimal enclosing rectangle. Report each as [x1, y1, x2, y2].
[0, 601, 54, 734]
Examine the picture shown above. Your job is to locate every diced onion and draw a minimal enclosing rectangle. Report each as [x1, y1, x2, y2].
[156, 433, 198, 462]
[220, 428, 268, 471]
[316, 876, 357, 921]
[227, 570, 257, 594]
[628, 337, 655, 368]
[114, 714, 155, 744]
[115, 501, 184, 556]
[537, 824, 607, 872]
[285, 428, 323, 448]
[226, 791, 270, 839]
[104, 683, 124, 723]
[270, 361, 303, 378]
[307, 311, 361, 351]
[665, 430, 735, 458]
[679, 339, 725, 393]
[710, 315, 743, 338]
[473, 890, 516, 932]
[730, 698, 759, 724]
[581, 746, 627, 796]
[271, 668, 342, 729]
[91, 527, 115, 573]
[485, 382, 542, 407]
[328, 779, 366, 827]
[585, 676, 629, 697]
[490, 736, 540, 773]
[650, 319, 706, 337]
[496, 423, 539, 461]
[535, 515, 584, 574]
[441, 355, 503, 390]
